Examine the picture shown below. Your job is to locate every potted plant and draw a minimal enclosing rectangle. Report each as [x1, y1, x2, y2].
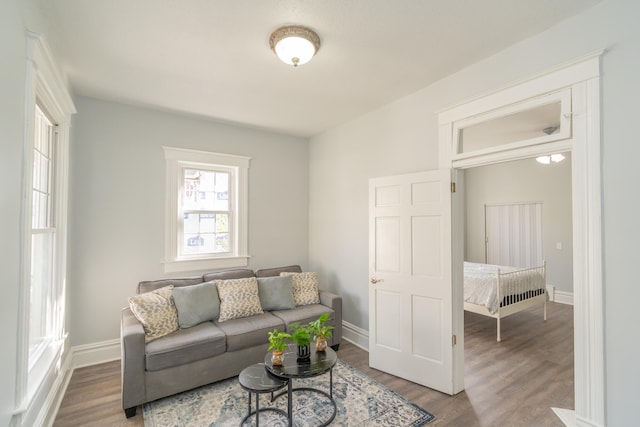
[309, 313, 334, 352]
[267, 329, 291, 365]
[289, 322, 312, 360]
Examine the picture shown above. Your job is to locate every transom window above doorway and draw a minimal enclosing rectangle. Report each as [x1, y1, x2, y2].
[442, 87, 573, 169]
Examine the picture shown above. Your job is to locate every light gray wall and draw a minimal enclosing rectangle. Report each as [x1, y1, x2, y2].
[309, 0, 639, 425]
[1, 0, 68, 424]
[68, 97, 309, 346]
[0, 1, 27, 424]
[464, 156, 573, 292]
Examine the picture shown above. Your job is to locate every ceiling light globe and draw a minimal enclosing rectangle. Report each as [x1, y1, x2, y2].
[269, 25, 321, 67]
[275, 37, 316, 66]
[536, 155, 551, 165]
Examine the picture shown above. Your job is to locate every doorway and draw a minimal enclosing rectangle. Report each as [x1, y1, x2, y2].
[440, 53, 604, 425]
[460, 154, 574, 410]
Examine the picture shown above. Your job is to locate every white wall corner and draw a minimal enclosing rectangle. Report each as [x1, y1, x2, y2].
[72, 339, 121, 369]
[547, 284, 556, 301]
[342, 320, 369, 351]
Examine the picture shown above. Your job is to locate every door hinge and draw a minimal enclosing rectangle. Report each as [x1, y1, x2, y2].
[452, 335, 457, 346]
[451, 182, 456, 193]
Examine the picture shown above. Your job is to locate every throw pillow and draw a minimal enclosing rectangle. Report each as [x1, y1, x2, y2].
[128, 285, 179, 342]
[172, 281, 220, 328]
[257, 275, 296, 311]
[216, 277, 264, 322]
[280, 272, 320, 306]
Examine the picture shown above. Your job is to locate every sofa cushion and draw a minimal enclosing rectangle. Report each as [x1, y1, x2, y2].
[272, 304, 336, 331]
[257, 276, 295, 311]
[128, 286, 179, 342]
[203, 268, 255, 282]
[172, 281, 220, 328]
[145, 321, 226, 371]
[217, 277, 264, 322]
[214, 312, 284, 352]
[280, 272, 320, 306]
[138, 277, 203, 294]
[255, 265, 302, 278]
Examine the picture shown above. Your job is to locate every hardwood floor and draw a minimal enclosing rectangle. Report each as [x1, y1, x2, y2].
[54, 302, 573, 426]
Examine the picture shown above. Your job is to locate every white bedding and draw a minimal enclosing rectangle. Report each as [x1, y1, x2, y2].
[464, 262, 546, 314]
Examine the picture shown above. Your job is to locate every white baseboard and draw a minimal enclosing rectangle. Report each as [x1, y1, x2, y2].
[72, 338, 121, 368]
[547, 285, 574, 306]
[552, 407, 575, 427]
[342, 320, 369, 351]
[554, 290, 574, 306]
[41, 351, 74, 427]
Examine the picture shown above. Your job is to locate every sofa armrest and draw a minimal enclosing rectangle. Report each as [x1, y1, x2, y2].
[121, 307, 146, 412]
[319, 290, 342, 347]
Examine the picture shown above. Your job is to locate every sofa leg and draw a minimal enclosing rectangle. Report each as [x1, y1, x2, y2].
[331, 343, 340, 352]
[124, 406, 137, 418]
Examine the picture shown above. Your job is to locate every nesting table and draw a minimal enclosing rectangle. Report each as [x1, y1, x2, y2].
[264, 344, 338, 427]
[238, 364, 289, 426]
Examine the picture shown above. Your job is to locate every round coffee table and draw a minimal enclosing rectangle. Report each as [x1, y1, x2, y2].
[238, 363, 289, 426]
[264, 344, 338, 427]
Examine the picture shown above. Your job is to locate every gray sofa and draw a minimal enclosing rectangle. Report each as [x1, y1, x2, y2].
[120, 265, 342, 418]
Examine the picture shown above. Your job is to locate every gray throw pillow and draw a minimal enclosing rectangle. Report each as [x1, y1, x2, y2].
[257, 275, 296, 311]
[172, 281, 220, 328]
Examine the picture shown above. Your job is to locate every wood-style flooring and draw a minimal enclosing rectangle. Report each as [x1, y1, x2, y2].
[54, 302, 573, 427]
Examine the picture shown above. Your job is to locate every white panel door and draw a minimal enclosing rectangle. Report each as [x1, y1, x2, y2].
[369, 169, 454, 394]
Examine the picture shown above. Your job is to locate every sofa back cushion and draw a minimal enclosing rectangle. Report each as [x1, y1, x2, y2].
[255, 265, 302, 277]
[203, 268, 255, 282]
[138, 277, 203, 294]
[172, 281, 220, 328]
[257, 275, 296, 311]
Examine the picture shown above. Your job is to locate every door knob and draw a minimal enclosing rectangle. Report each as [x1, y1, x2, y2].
[370, 277, 382, 284]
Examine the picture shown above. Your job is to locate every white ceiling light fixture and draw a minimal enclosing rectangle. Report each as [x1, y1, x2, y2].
[269, 25, 321, 67]
[536, 153, 566, 165]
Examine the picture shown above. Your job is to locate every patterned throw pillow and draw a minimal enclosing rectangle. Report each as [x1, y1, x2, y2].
[280, 272, 320, 306]
[128, 286, 179, 342]
[216, 277, 264, 322]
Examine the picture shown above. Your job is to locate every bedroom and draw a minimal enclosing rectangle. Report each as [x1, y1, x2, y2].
[461, 152, 575, 414]
[463, 152, 574, 335]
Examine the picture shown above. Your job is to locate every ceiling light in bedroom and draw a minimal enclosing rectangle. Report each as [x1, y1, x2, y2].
[536, 153, 565, 165]
[269, 25, 320, 67]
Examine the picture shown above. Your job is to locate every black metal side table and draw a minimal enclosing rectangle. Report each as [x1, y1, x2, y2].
[264, 344, 338, 427]
[238, 363, 289, 426]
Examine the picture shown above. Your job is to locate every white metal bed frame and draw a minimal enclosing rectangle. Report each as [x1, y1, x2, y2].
[463, 261, 547, 341]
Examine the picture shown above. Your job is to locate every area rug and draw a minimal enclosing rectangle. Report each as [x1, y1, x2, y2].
[143, 359, 435, 426]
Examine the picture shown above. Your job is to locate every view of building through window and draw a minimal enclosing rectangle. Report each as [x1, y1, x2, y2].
[182, 169, 230, 256]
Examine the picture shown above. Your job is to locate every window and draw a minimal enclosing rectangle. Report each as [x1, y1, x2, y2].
[17, 32, 75, 424]
[29, 105, 57, 367]
[164, 147, 250, 273]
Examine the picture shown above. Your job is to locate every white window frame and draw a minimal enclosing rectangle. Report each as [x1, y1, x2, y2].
[163, 147, 250, 273]
[15, 32, 75, 426]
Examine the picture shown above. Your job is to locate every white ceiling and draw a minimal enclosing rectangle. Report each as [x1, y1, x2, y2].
[42, 0, 599, 137]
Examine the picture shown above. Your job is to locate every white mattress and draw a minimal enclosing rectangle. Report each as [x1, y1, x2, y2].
[464, 262, 545, 314]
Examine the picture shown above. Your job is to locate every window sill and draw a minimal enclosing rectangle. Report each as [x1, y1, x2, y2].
[162, 256, 250, 274]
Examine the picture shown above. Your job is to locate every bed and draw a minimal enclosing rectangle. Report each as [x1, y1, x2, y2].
[464, 261, 547, 341]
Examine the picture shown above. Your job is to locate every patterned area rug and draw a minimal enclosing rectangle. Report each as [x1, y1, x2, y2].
[143, 359, 435, 426]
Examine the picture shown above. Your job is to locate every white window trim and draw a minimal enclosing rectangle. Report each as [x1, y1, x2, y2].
[163, 147, 250, 273]
[15, 31, 75, 425]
